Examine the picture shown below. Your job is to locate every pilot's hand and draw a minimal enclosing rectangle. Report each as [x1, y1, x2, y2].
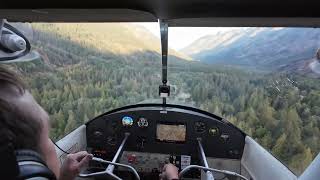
[159, 163, 179, 180]
[59, 151, 93, 180]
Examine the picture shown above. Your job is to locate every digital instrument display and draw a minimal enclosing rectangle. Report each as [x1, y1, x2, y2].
[156, 124, 186, 142]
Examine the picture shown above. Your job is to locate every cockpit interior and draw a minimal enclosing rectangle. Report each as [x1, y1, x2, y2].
[1, 0, 320, 179]
[56, 104, 296, 180]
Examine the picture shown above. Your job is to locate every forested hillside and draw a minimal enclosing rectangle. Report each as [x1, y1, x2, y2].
[5, 23, 320, 174]
[169, 65, 320, 174]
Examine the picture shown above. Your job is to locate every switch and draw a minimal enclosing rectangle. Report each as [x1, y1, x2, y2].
[169, 155, 174, 163]
[136, 137, 146, 149]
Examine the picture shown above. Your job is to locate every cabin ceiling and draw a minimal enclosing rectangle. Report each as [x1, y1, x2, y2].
[1, 0, 320, 27]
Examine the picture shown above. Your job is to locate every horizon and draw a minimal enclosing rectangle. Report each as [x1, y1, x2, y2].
[136, 22, 240, 51]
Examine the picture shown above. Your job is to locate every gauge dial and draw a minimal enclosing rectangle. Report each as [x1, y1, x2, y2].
[195, 121, 206, 133]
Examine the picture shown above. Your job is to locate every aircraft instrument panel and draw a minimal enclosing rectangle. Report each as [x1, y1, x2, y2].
[85, 104, 246, 179]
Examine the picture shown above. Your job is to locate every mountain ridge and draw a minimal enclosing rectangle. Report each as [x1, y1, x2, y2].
[32, 23, 190, 63]
[182, 28, 320, 72]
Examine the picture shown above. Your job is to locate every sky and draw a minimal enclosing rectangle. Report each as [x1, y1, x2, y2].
[136, 22, 237, 51]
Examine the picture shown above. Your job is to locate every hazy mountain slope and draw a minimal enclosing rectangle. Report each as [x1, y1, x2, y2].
[32, 23, 188, 61]
[181, 28, 249, 55]
[182, 28, 320, 69]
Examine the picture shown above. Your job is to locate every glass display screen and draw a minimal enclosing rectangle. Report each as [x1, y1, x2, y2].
[156, 124, 186, 142]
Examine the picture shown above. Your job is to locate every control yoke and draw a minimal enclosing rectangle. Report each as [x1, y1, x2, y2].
[79, 133, 140, 180]
[179, 138, 249, 180]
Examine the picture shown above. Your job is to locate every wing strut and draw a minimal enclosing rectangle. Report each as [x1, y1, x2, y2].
[159, 19, 170, 105]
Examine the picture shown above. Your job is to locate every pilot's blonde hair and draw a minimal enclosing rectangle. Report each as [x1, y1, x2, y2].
[0, 65, 42, 152]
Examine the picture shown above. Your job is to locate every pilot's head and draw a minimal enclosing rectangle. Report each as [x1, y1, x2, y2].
[0, 65, 60, 177]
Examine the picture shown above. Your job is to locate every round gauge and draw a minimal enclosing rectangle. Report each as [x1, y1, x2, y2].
[137, 117, 148, 128]
[195, 121, 206, 133]
[122, 116, 134, 126]
[209, 127, 220, 136]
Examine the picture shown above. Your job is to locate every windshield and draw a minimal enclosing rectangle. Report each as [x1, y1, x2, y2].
[4, 23, 320, 175]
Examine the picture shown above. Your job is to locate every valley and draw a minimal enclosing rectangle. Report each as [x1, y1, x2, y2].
[4, 23, 320, 174]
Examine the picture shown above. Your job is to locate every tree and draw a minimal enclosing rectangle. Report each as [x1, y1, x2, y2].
[289, 147, 313, 174]
[56, 109, 66, 137]
[286, 108, 302, 143]
[64, 110, 76, 134]
[272, 133, 288, 161]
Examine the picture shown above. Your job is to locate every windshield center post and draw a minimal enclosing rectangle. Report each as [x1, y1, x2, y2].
[159, 19, 170, 105]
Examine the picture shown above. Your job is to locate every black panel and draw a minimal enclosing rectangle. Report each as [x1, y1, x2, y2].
[2, 0, 320, 19]
[86, 104, 246, 161]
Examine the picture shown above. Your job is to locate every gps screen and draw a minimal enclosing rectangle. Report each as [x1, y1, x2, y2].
[156, 124, 186, 142]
